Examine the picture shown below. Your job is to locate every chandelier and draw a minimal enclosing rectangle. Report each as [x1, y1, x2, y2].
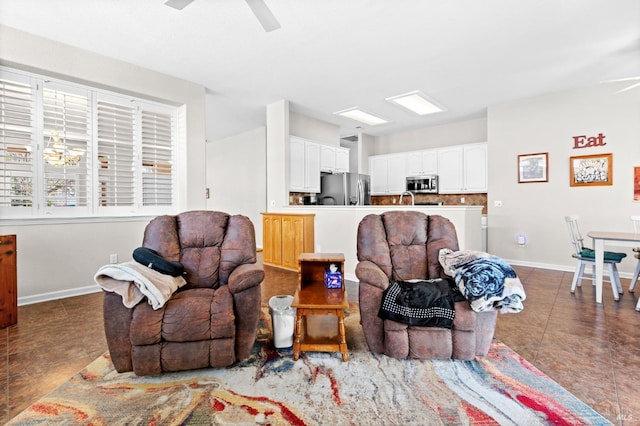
[43, 131, 84, 167]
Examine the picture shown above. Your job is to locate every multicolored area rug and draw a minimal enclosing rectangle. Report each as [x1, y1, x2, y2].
[9, 305, 609, 425]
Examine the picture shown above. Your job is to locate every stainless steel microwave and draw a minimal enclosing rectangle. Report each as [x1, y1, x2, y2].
[406, 175, 438, 194]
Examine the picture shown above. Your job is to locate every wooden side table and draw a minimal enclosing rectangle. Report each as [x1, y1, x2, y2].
[292, 253, 348, 361]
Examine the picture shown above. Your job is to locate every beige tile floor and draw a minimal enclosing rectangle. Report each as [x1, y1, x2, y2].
[2, 260, 639, 424]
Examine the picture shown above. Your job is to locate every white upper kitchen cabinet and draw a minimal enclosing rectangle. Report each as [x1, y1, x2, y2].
[406, 149, 438, 176]
[369, 153, 407, 195]
[305, 142, 321, 192]
[320, 145, 350, 173]
[290, 136, 321, 193]
[437, 142, 487, 193]
[290, 137, 305, 190]
[335, 147, 350, 173]
[320, 145, 336, 172]
[463, 143, 488, 192]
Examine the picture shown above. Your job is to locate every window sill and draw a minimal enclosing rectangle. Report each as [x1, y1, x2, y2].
[0, 215, 157, 227]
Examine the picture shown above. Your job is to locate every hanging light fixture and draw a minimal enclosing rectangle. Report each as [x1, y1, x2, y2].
[43, 131, 84, 167]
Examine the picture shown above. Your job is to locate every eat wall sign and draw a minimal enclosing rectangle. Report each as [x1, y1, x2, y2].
[573, 133, 606, 149]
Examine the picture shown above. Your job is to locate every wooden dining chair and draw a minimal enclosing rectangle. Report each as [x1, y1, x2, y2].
[564, 215, 625, 301]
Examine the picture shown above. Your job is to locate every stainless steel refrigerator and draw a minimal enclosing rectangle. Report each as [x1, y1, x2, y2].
[318, 173, 370, 205]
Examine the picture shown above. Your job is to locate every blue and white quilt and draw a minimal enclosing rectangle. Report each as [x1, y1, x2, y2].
[438, 248, 526, 313]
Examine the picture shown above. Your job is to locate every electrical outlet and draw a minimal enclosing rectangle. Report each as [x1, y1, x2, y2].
[109, 254, 118, 264]
[494, 200, 503, 207]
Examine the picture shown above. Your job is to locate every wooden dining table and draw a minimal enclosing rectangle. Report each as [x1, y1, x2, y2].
[586, 231, 640, 303]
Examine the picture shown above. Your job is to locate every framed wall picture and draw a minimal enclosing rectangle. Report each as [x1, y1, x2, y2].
[518, 152, 548, 183]
[569, 153, 612, 187]
[634, 167, 640, 201]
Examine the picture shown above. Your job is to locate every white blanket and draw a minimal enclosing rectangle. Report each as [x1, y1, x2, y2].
[95, 261, 187, 310]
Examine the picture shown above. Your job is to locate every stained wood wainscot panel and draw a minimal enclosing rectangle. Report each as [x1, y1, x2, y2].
[0, 235, 17, 328]
[261, 213, 315, 271]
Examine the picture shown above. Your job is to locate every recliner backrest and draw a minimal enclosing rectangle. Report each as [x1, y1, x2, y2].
[142, 210, 257, 289]
[357, 211, 459, 281]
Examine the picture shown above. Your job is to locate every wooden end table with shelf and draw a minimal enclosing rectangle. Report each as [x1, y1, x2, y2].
[292, 253, 348, 361]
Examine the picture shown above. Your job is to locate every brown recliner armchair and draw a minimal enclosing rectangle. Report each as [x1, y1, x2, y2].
[103, 210, 264, 376]
[355, 211, 497, 360]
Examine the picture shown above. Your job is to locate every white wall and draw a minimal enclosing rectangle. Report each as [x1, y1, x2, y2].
[359, 133, 376, 175]
[266, 100, 290, 209]
[206, 127, 267, 245]
[373, 117, 488, 154]
[290, 111, 341, 146]
[0, 26, 207, 304]
[0, 219, 148, 305]
[487, 82, 640, 275]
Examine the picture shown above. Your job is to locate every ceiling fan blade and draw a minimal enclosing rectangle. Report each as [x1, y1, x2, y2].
[617, 81, 640, 93]
[601, 76, 640, 83]
[245, 0, 281, 32]
[164, 0, 195, 10]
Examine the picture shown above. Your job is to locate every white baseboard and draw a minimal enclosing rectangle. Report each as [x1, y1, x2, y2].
[18, 285, 102, 307]
[505, 258, 637, 279]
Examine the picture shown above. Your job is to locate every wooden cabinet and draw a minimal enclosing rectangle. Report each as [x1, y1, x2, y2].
[0, 235, 17, 328]
[437, 142, 487, 194]
[369, 153, 406, 195]
[262, 215, 282, 266]
[290, 136, 321, 193]
[292, 253, 348, 361]
[262, 213, 314, 271]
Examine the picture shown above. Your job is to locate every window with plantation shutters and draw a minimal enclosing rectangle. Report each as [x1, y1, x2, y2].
[0, 66, 178, 219]
[141, 107, 174, 207]
[96, 97, 136, 209]
[42, 82, 90, 211]
[0, 71, 34, 211]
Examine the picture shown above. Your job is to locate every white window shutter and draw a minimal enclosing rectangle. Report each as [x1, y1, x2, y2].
[0, 71, 35, 211]
[96, 96, 136, 209]
[140, 107, 174, 207]
[0, 66, 177, 218]
[42, 82, 90, 211]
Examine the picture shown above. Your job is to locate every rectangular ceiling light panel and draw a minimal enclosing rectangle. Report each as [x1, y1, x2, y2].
[386, 91, 446, 115]
[334, 107, 388, 126]
[164, 0, 195, 10]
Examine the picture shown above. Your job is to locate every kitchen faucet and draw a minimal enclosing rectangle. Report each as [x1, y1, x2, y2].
[399, 191, 415, 206]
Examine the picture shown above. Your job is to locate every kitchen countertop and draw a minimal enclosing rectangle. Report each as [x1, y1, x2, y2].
[288, 204, 482, 209]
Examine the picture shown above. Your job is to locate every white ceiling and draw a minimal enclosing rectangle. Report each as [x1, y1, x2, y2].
[1, 0, 639, 141]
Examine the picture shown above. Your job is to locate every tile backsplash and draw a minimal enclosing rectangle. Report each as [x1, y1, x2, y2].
[372, 193, 487, 214]
[289, 192, 487, 213]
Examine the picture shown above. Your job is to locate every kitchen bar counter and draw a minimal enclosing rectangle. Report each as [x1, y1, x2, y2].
[266, 205, 482, 281]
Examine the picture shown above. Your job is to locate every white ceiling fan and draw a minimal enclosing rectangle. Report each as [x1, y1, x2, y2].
[164, 0, 281, 32]
[602, 76, 640, 93]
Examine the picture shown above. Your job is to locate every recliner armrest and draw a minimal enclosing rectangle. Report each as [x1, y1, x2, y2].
[227, 263, 265, 294]
[355, 260, 389, 290]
